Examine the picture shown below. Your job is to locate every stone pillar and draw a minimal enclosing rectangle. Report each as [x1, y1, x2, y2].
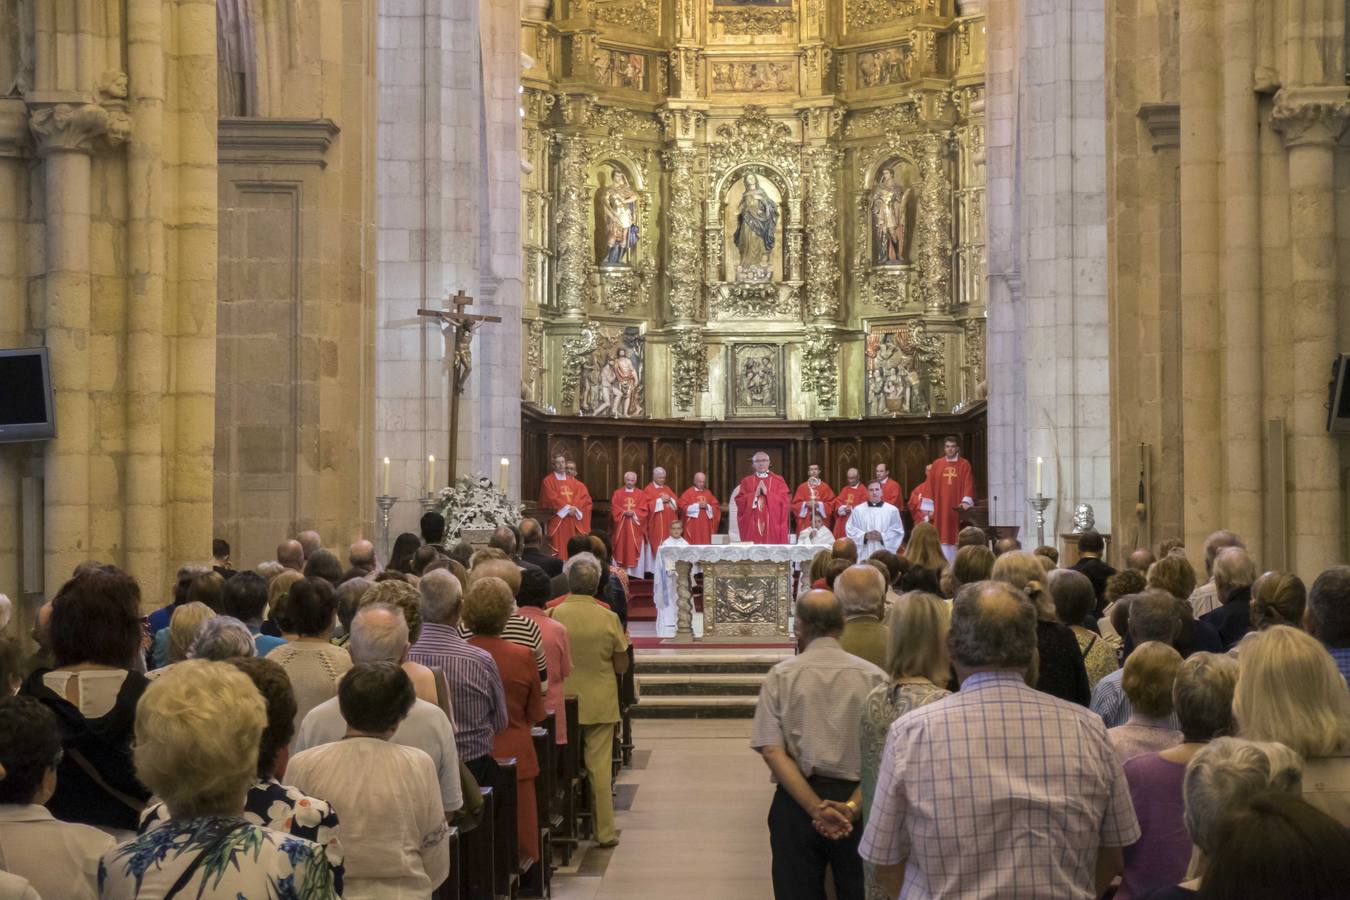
[28, 105, 111, 587]
[1218, 0, 1263, 557]
[124, 0, 166, 588]
[1272, 88, 1348, 576]
[1177, 0, 1222, 553]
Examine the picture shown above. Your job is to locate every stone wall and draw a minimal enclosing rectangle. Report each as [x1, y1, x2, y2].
[1105, 0, 1350, 577]
[0, 0, 218, 611]
[986, 0, 1112, 547]
[213, 0, 377, 571]
[375, 0, 522, 550]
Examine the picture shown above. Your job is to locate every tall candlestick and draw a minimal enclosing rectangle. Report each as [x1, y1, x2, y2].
[1035, 457, 1043, 495]
[427, 455, 436, 495]
[499, 457, 510, 495]
[382, 457, 390, 495]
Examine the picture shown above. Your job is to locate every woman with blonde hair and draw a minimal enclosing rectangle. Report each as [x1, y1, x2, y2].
[903, 522, 947, 577]
[858, 591, 951, 900]
[99, 660, 337, 896]
[994, 550, 1090, 705]
[1248, 571, 1306, 632]
[1233, 625, 1350, 825]
[266, 568, 304, 638]
[164, 601, 213, 665]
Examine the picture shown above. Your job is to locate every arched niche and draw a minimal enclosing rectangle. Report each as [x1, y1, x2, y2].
[865, 156, 919, 267]
[590, 157, 645, 268]
[715, 163, 793, 284]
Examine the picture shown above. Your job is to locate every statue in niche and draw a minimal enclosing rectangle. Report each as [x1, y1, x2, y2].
[732, 173, 779, 281]
[598, 167, 639, 267]
[871, 165, 915, 265]
[865, 326, 931, 416]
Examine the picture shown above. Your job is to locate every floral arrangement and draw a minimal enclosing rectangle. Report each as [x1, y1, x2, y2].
[435, 473, 524, 541]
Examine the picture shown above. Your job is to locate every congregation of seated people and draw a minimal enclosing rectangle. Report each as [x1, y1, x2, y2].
[0, 512, 629, 899]
[2, 517, 1350, 899]
[760, 526, 1350, 899]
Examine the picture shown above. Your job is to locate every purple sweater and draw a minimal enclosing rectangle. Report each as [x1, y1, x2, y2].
[1118, 752, 1192, 900]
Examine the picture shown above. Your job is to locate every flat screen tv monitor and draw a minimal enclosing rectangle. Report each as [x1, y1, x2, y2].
[0, 347, 57, 442]
[1331, 353, 1350, 434]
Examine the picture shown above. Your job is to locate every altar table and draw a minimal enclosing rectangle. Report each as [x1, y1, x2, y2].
[655, 543, 823, 642]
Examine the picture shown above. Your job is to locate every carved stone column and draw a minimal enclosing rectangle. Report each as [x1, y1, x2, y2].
[802, 145, 841, 320]
[1272, 87, 1349, 575]
[917, 131, 953, 315]
[555, 134, 590, 318]
[29, 100, 129, 587]
[662, 144, 703, 323]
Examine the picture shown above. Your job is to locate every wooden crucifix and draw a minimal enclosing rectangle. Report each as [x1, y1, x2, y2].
[417, 289, 502, 482]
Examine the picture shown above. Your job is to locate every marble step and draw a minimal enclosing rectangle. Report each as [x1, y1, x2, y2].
[635, 651, 788, 676]
[638, 673, 765, 696]
[630, 694, 760, 719]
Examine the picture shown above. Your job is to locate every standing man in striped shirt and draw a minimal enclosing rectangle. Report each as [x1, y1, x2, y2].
[411, 569, 508, 790]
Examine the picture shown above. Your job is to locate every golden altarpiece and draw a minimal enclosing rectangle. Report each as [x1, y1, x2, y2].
[519, 0, 986, 425]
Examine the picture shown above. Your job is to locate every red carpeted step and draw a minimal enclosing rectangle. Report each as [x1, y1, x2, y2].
[627, 576, 655, 620]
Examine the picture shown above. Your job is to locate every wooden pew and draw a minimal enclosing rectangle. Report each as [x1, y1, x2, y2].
[562, 696, 592, 843]
[438, 826, 460, 900]
[618, 645, 636, 767]
[494, 758, 521, 900]
[458, 786, 495, 900]
[522, 725, 553, 897]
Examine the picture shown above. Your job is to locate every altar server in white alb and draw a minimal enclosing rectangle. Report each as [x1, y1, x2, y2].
[797, 510, 836, 548]
[845, 481, 904, 560]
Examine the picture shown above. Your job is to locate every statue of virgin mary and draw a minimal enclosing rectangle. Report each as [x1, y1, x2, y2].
[733, 173, 778, 274]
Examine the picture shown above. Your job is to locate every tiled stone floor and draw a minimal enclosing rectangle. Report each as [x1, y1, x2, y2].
[550, 719, 775, 900]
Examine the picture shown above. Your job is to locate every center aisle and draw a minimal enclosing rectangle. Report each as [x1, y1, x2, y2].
[552, 719, 775, 900]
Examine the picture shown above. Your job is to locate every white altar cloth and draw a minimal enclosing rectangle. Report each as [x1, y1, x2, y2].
[655, 542, 824, 639]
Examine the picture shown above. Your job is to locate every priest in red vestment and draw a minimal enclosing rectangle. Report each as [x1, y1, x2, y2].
[539, 453, 592, 560]
[642, 466, 681, 573]
[833, 468, 868, 538]
[678, 472, 721, 544]
[791, 464, 836, 533]
[610, 471, 649, 573]
[908, 464, 931, 525]
[920, 436, 976, 560]
[733, 452, 791, 544]
[874, 463, 903, 508]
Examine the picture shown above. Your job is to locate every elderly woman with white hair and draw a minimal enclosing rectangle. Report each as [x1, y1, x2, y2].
[98, 660, 337, 897]
[1140, 737, 1304, 899]
[1233, 624, 1350, 826]
[148, 611, 256, 680]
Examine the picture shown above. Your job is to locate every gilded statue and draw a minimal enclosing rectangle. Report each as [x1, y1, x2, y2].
[871, 166, 914, 264]
[733, 173, 778, 279]
[598, 167, 639, 267]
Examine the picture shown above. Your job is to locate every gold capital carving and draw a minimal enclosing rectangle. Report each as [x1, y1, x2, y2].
[671, 326, 710, 410]
[801, 326, 840, 409]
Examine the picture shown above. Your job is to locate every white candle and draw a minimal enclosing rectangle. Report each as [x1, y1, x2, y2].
[427, 455, 436, 495]
[1035, 457, 1043, 496]
[499, 457, 510, 494]
[382, 457, 391, 496]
